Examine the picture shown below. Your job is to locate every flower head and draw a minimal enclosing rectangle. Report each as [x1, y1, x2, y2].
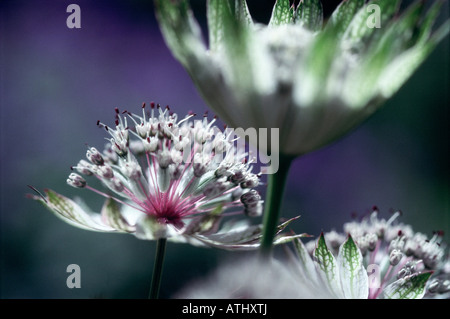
[296, 208, 449, 299]
[29, 104, 303, 249]
[155, 0, 449, 156]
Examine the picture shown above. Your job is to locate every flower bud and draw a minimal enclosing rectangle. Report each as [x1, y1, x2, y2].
[74, 159, 94, 176]
[240, 190, 261, 206]
[389, 249, 403, 266]
[240, 174, 259, 188]
[86, 147, 104, 165]
[244, 201, 263, 217]
[67, 173, 86, 188]
[96, 164, 114, 179]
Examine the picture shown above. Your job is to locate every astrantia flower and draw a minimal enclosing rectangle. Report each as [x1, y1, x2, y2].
[29, 104, 302, 249]
[155, 0, 449, 156]
[175, 209, 448, 299]
[294, 208, 449, 299]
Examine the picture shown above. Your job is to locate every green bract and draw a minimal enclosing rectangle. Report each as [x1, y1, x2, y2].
[155, 0, 449, 156]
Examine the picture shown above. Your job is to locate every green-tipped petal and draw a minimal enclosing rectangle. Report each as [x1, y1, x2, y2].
[207, 0, 231, 52]
[382, 272, 433, 299]
[269, 0, 294, 27]
[233, 0, 253, 26]
[313, 233, 343, 298]
[295, 0, 323, 32]
[337, 235, 369, 299]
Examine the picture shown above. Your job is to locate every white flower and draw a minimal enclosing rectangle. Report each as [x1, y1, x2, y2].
[296, 208, 448, 299]
[155, 0, 449, 156]
[29, 104, 304, 249]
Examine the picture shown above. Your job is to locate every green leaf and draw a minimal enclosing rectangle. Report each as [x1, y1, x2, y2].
[337, 235, 369, 299]
[327, 0, 365, 37]
[269, 0, 294, 26]
[313, 233, 343, 297]
[295, 0, 323, 32]
[382, 272, 433, 299]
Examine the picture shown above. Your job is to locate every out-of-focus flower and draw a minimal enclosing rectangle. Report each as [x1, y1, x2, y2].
[155, 0, 449, 156]
[298, 208, 449, 299]
[28, 104, 303, 249]
[174, 256, 335, 298]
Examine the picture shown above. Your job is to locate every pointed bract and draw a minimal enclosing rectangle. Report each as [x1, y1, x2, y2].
[337, 235, 369, 299]
[382, 272, 433, 299]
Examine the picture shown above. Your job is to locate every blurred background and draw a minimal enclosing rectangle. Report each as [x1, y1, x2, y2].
[1, 0, 448, 298]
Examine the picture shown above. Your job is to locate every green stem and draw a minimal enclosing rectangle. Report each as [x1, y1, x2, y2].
[149, 238, 167, 299]
[259, 154, 294, 258]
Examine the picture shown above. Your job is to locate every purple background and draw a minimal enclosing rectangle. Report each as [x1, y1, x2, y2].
[1, 0, 448, 298]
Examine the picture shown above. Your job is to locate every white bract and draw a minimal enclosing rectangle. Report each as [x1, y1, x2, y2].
[155, 0, 449, 156]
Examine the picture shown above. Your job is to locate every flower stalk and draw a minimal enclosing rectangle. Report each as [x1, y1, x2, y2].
[149, 238, 167, 299]
[260, 154, 294, 257]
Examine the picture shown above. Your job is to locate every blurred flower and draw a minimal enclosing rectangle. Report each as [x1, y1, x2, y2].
[174, 256, 334, 298]
[28, 104, 303, 249]
[155, 0, 449, 156]
[298, 208, 449, 299]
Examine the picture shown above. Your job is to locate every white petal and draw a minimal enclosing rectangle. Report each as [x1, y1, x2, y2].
[33, 189, 116, 232]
